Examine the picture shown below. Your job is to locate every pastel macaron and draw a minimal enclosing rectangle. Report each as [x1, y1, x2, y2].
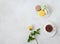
[38, 10, 46, 16]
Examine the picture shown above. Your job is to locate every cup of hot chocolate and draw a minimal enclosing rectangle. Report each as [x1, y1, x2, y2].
[44, 23, 56, 33]
[44, 22, 56, 37]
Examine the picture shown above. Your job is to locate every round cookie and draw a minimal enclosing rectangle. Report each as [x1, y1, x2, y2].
[38, 10, 46, 16]
[35, 5, 41, 11]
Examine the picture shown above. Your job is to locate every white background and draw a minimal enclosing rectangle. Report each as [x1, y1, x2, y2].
[0, 0, 60, 44]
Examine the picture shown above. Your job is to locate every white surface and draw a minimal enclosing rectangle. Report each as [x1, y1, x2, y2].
[0, 0, 60, 44]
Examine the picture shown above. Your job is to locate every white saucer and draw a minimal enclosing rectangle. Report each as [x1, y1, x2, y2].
[43, 22, 56, 37]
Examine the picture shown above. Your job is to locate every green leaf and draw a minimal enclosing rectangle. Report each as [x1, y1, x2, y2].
[27, 35, 35, 42]
[37, 28, 40, 34]
[37, 28, 40, 31]
[34, 29, 40, 35]
[36, 31, 40, 34]
[34, 31, 37, 35]
[28, 38, 30, 42]
[30, 32, 34, 36]
[28, 35, 32, 42]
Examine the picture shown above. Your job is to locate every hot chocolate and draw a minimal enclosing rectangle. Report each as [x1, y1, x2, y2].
[45, 25, 53, 32]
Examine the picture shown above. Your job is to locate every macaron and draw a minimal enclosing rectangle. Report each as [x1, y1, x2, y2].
[35, 5, 41, 11]
[38, 10, 46, 16]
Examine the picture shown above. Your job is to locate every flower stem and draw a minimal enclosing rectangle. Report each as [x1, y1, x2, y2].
[35, 38, 38, 44]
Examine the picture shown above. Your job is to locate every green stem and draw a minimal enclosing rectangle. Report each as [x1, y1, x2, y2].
[35, 38, 38, 44]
